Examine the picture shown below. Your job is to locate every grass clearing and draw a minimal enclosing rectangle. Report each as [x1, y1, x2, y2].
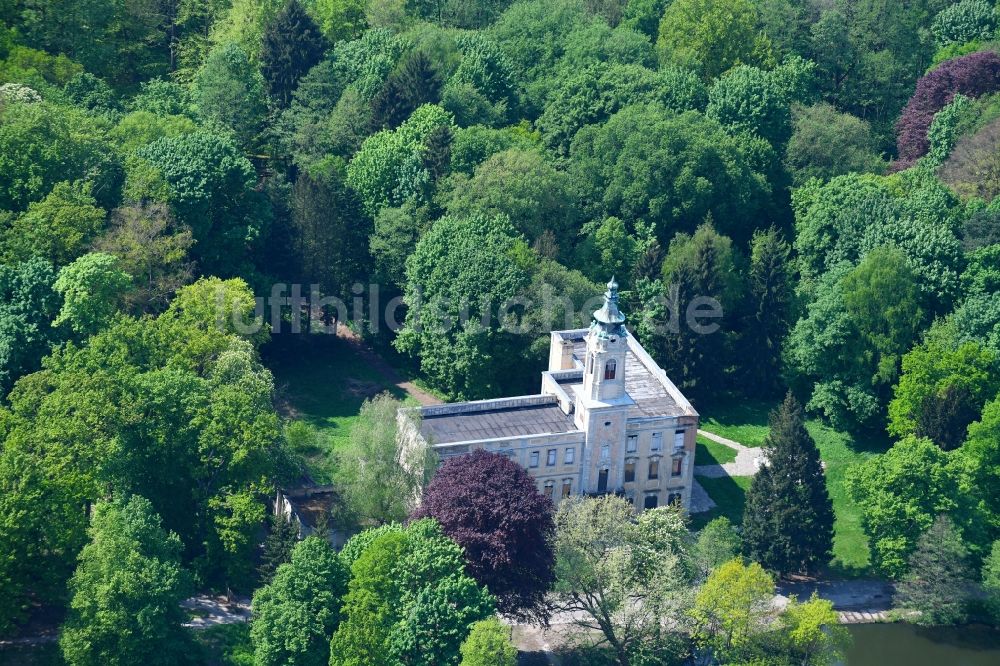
[695, 434, 738, 465]
[698, 399, 773, 447]
[263, 335, 416, 482]
[193, 623, 253, 666]
[695, 398, 891, 577]
[690, 475, 752, 530]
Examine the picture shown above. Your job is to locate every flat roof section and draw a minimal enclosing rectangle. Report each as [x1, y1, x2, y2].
[421, 401, 578, 445]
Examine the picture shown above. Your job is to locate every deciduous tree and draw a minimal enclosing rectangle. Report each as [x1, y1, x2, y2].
[413, 450, 555, 622]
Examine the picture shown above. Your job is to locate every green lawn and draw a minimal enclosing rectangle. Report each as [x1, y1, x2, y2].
[193, 623, 254, 666]
[262, 335, 416, 482]
[694, 398, 891, 577]
[698, 399, 774, 447]
[695, 434, 738, 465]
[690, 475, 753, 530]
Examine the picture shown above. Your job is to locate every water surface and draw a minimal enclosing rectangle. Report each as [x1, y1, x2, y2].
[844, 623, 1000, 665]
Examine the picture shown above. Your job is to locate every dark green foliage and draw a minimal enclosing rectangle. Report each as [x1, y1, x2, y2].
[193, 42, 269, 146]
[257, 514, 300, 584]
[134, 132, 270, 277]
[895, 515, 976, 625]
[570, 106, 770, 247]
[370, 51, 442, 131]
[63, 72, 118, 113]
[742, 393, 835, 575]
[785, 103, 886, 184]
[0, 258, 61, 396]
[59, 496, 194, 666]
[251, 536, 348, 666]
[260, 0, 327, 109]
[741, 227, 794, 397]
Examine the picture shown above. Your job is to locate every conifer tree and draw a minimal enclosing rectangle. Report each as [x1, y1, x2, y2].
[895, 514, 975, 625]
[260, 0, 327, 108]
[370, 51, 442, 131]
[742, 393, 834, 575]
[741, 227, 793, 397]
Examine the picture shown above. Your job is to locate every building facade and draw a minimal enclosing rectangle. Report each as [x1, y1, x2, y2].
[403, 279, 699, 512]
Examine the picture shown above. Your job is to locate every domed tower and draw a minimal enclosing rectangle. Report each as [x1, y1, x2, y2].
[583, 277, 628, 402]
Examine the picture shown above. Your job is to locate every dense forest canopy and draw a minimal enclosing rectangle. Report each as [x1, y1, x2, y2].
[1, 0, 1000, 662]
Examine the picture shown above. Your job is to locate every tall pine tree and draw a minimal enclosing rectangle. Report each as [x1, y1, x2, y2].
[260, 0, 327, 109]
[742, 393, 834, 575]
[741, 227, 793, 398]
[370, 50, 442, 131]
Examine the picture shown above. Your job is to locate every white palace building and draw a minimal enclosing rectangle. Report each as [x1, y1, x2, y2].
[402, 279, 700, 512]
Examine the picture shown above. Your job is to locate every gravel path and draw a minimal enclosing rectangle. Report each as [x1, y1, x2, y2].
[693, 429, 766, 478]
[180, 595, 251, 628]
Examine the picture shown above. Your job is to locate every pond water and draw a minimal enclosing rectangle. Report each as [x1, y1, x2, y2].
[843, 623, 1000, 665]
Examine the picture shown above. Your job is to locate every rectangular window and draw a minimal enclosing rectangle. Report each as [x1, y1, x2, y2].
[624, 461, 636, 483]
[564, 447, 575, 464]
[668, 493, 682, 506]
[674, 429, 686, 451]
[547, 449, 557, 466]
[644, 494, 658, 510]
[544, 484, 554, 499]
[529, 451, 539, 468]
[651, 432, 662, 452]
[626, 435, 637, 453]
[561, 480, 572, 498]
[648, 459, 659, 480]
[671, 458, 683, 477]
[597, 469, 609, 492]
[600, 444, 610, 460]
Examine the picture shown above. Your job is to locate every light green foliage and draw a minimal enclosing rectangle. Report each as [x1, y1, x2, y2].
[448, 125, 539, 175]
[127, 78, 197, 117]
[312, 0, 368, 41]
[694, 517, 741, 578]
[0, 258, 61, 395]
[657, 0, 774, 80]
[888, 321, 999, 449]
[329, 519, 494, 666]
[690, 558, 775, 663]
[0, 446, 87, 636]
[847, 436, 959, 578]
[538, 62, 706, 153]
[210, 0, 285, 60]
[931, 0, 997, 47]
[0, 180, 106, 266]
[251, 537, 349, 666]
[554, 496, 693, 664]
[0, 44, 83, 87]
[2, 278, 283, 589]
[334, 393, 433, 526]
[778, 594, 851, 666]
[962, 243, 1000, 296]
[784, 103, 886, 185]
[194, 42, 269, 146]
[570, 106, 769, 245]
[575, 216, 638, 283]
[59, 496, 194, 666]
[134, 131, 268, 276]
[952, 291, 1000, 354]
[442, 148, 581, 245]
[331, 28, 408, 101]
[0, 101, 117, 213]
[458, 617, 517, 666]
[895, 514, 975, 625]
[92, 203, 195, 315]
[110, 111, 199, 156]
[347, 104, 454, 216]
[927, 94, 974, 165]
[394, 213, 532, 399]
[53, 252, 131, 337]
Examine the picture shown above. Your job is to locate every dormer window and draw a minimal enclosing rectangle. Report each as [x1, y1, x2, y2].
[604, 359, 617, 380]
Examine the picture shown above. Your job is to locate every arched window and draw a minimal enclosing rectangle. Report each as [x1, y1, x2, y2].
[604, 359, 617, 380]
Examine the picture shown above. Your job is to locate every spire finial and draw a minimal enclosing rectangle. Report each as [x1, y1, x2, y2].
[592, 277, 626, 334]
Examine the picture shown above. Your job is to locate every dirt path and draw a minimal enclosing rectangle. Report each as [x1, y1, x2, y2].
[335, 326, 442, 407]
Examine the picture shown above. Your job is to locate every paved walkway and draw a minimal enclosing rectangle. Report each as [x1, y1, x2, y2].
[336, 326, 442, 406]
[180, 594, 251, 629]
[693, 429, 766, 478]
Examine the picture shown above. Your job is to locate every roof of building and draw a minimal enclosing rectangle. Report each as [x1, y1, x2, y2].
[420, 397, 578, 445]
